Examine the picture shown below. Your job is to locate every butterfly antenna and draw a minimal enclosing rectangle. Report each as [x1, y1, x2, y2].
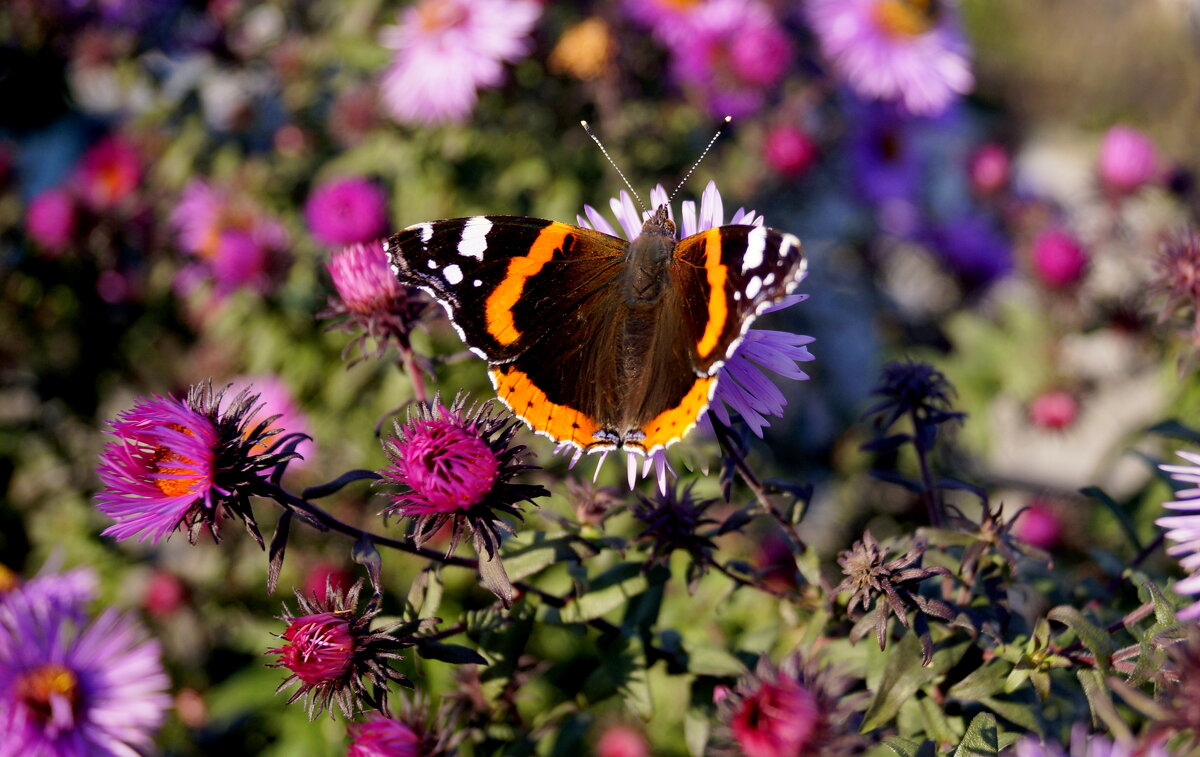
[669, 116, 731, 202]
[581, 120, 648, 215]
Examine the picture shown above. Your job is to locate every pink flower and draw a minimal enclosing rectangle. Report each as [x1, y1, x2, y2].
[763, 125, 819, 179]
[1015, 502, 1062, 551]
[382, 417, 501, 515]
[1099, 125, 1160, 195]
[806, 0, 973, 117]
[596, 724, 651, 757]
[142, 571, 187, 618]
[25, 188, 76, 254]
[379, 0, 541, 125]
[222, 374, 312, 465]
[305, 177, 389, 247]
[670, 0, 793, 118]
[271, 613, 356, 686]
[74, 135, 141, 210]
[730, 671, 820, 757]
[303, 562, 352, 604]
[1028, 390, 1078, 430]
[969, 142, 1009, 195]
[170, 180, 289, 295]
[1031, 228, 1088, 289]
[348, 713, 422, 757]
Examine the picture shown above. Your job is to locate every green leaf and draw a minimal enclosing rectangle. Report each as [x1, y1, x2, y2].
[979, 696, 1042, 732]
[685, 645, 746, 677]
[557, 563, 662, 624]
[861, 635, 969, 731]
[1080, 486, 1142, 552]
[1148, 419, 1200, 444]
[949, 661, 1011, 701]
[1047, 607, 1114, 670]
[1077, 669, 1132, 742]
[416, 640, 487, 665]
[881, 737, 937, 757]
[684, 706, 711, 757]
[406, 566, 444, 619]
[954, 712, 999, 757]
[501, 531, 590, 582]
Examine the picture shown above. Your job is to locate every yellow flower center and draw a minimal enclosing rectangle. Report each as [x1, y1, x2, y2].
[872, 0, 939, 38]
[661, 0, 703, 9]
[549, 18, 615, 81]
[18, 664, 79, 720]
[0, 565, 18, 594]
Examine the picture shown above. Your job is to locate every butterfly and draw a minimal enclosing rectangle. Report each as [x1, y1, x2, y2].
[385, 201, 806, 457]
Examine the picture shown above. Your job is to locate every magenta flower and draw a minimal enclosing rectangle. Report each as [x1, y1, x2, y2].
[170, 180, 289, 295]
[806, 0, 973, 117]
[968, 142, 1010, 195]
[74, 135, 141, 210]
[271, 581, 421, 719]
[1028, 390, 1078, 431]
[669, 0, 793, 117]
[95, 383, 296, 545]
[1031, 228, 1088, 289]
[348, 713, 422, 757]
[596, 724, 651, 757]
[1098, 125, 1160, 196]
[1013, 501, 1062, 551]
[574, 180, 814, 489]
[763, 124, 819, 180]
[322, 240, 435, 360]
[378, 0, 541, 125]
[379, 395, 547, 559]
[716, 653, 865, 757]
[0, 590, 170, 757]
[1157, 451, 1200, 620]
[305, 177, 389, 247]
[25, 188, 77, 255]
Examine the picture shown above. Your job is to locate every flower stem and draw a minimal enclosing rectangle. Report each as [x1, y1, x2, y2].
[911, 414, 944, 528]
[400, 347, 428, 405]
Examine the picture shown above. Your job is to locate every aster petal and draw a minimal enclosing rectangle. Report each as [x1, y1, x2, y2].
[698, 180, 724, 231]
[610, 191, 643, 240]
[680, 200, 698, 238]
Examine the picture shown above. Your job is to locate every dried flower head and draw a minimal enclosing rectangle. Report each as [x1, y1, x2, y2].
[96, 382, 299, 545]
[631, 484, 719, 571]
[714, 651, 868, 757]
[1151, 228, 1200, 346]
[270, 580, 429, 720]
[322, 240, 434, 361]
[834, 531, 954, 664]
[865, 359, 963, 434]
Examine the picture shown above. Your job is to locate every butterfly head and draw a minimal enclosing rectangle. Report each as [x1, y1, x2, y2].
[640, 204, 676, 240]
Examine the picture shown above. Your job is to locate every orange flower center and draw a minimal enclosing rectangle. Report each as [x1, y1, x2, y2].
[661, 0, 703, 9]
[151, 423, 203, 497]
[872, 0, 939, 37]
[0, 565, 18, 594]
[17, 664, 79, 720]
[417, 0, 468, 33]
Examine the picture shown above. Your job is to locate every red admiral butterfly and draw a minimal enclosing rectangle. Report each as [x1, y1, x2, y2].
[386, 128, 806, 456]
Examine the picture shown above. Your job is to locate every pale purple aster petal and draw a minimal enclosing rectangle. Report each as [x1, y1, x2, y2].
[9, 566, 98, 622]
[580, 204, 617, 236]
[1157, 450, 1200, 619]
[0, 592, 170, 756]
[698, 180, 724, 230]
[805, 0, 973, 117]
[610, 191, 643, 240]
[680, 200, 698, 237]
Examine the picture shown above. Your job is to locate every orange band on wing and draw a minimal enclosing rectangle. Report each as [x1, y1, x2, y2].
[695, 228, 727, 359]
[636, 376, 715, 451]
[491, 366, 600, 448]
[485, 223, 572, 346]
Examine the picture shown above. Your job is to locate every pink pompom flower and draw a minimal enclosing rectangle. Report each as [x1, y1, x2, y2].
[305, 177, 389, 247]
[25, 188, 77, 254]
[74, 135, 142, 210]
[1098, 125, 1160, 196]
[1031, 228, 1088, 289]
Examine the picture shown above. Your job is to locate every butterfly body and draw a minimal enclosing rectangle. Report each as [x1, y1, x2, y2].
[386, 204, 805, 456]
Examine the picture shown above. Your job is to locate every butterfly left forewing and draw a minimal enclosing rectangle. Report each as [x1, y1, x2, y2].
[670, 224, 806, 376]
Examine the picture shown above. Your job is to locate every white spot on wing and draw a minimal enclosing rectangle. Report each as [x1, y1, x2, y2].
[427, 259, 438, 269]
[458, 217, 492, 260]
[413, 222, 433, 243]
[763, 273, 775, 286]
[443, 264, 464, 285]
[746, 276, 762, 299]
[473, 279, 482, 287]
[742, 226, 767, 272]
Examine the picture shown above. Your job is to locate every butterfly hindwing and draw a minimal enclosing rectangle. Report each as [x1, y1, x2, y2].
[670, 224, 806, 375]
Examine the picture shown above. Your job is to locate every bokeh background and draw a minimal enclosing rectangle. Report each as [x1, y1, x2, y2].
[2, 0, 1199, 754]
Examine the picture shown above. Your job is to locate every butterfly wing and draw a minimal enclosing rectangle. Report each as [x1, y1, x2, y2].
[669, 224, 806, 376]
[387, 216, 629, 449]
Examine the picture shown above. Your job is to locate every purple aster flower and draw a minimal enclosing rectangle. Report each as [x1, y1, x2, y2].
[1157, 450, 1200, 620]
[0, 563, 97, 622]
[95, 382, 298, 546]
[0, 589, 170, 757]
[805, 0, 973, 117]
[847, 103, 922, 231]
[573, 180, 814, 489]
[925, 212, 1013, 287]
[321, 240, 435, 361]
[305, 177, 389, 247]
[379, 394, 547, 553]
[1011, 728, 1172, 757]
[378, 0, 541, 126]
